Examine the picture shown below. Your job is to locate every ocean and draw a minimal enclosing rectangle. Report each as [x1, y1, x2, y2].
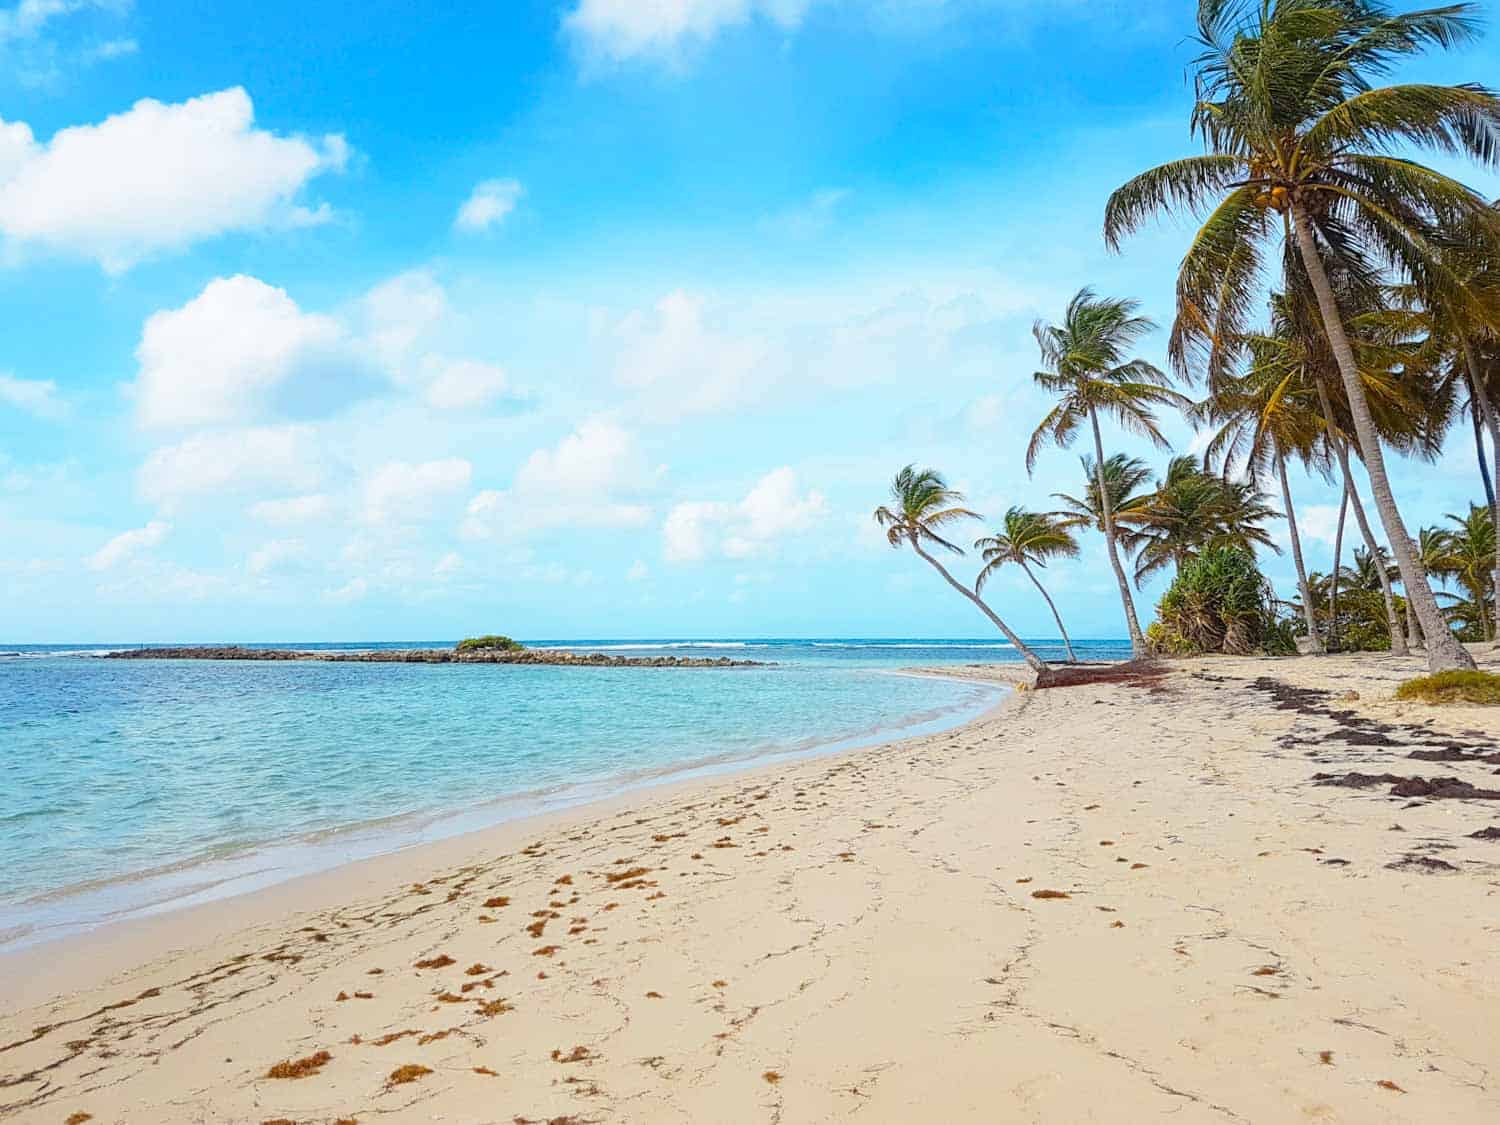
[0, 638, 1129, 949]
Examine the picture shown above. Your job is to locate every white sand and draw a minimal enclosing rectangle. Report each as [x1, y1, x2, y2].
[3, 649, 1498, 1123]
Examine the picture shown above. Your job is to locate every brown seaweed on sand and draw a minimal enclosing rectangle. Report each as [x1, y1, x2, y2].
[387, 1063, 433, 1085]
[266, 1050, 332, 1079]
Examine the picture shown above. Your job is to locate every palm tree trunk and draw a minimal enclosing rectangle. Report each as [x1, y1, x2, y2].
[1277, 448, 1323, 653]
[1290, 201, 1472, 671]
[909, 539, 1050, 674]
[1329, 484, 1348, 651]
[1089, 408, 1146, 656]
[1471, 388, 1496, 509]
[1019, 559, 1077, 663]
[1316, 375, 1407, 656]
[1343, 465, 1408, 656]
[1407, 596, 1424, 651]
[1460, 341, 1500, 644]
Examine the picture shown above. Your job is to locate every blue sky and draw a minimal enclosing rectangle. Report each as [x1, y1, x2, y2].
[2, 0, 1498, 643]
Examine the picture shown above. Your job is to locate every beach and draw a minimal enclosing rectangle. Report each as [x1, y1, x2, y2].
[4, 649, 1499, 1124]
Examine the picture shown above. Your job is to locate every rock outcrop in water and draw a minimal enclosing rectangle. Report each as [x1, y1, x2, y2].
[104, 645, 765, 668]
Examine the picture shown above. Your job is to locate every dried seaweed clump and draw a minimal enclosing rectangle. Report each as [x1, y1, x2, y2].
[414, 954, 456, 969]
[762, 1070, 781, 1084]
[388, 1063, 434, 1085]
[65, 1115, 94, 1125]
[1030, 889, 1070, 900]
[604, 866, 651, 883]
[266, 1050, 332, 1079]
[551, 1045, 593, 1063]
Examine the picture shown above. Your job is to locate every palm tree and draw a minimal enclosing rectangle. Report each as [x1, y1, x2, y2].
[1027, 289, 1191, 656]
[1103, 0, 1500, 672]
[975, 508, 1081, 663]
[874, 466, 1050, 674]
[1129, 456, 1281, 585]
[1051, 454, 1154, 547]
[1193, 334, 1328, 649]
[1433, 504, 1498, 641]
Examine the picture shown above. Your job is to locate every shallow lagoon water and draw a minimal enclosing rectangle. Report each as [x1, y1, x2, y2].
[0, 638, 1127, 946]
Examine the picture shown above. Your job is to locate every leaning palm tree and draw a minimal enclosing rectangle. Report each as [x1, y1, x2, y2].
[975, 508, 1081, 663]
[1027, 289, 1191, 656]
[1104, 0, 1500, 672]
[874, 466, 1049, 674]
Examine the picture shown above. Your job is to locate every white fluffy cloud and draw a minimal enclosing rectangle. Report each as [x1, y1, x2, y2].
[133, 275, 375, 430]
[565, 0, 811, 60]
[0, 88, 347, 271]
[608, 289, 766, 422]
[419, 355, 516, 411]
[88, 519, 170, 570]
[363, 458, 473, 525]
[359, 270, 525, 411]
[663, 467, 827, 562]
[0, 371, 66, 419]
[454, 178, 522, 232]
[463, 418, 659, 540]
[137, 425, 323, 509]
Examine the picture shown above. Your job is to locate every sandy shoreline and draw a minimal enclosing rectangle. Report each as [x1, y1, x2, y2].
[3, 651, 1499, 1122]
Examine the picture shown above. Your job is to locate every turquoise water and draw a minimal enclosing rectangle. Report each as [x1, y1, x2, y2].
[0, 639, 1127, 947]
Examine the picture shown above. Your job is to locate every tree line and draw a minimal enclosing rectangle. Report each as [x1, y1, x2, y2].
[877, 0, 1500, 675]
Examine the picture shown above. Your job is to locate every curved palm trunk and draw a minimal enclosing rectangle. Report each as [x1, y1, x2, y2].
[1089, 409, 1146, 656]
[1277, 448, 1323, 653]
[1291, 202, 1472, 671]
[909, 539, 1050, 674]
[1018, 559, 1078, 663]
[1329, 485, 1348, 651]
[1461, 342, 1500, 643]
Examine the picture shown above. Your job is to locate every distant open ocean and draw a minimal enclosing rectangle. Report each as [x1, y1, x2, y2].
[0, 638, 1128, 949]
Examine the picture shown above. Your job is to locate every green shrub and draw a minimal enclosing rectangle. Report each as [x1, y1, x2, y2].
[455, 634, 525, 653]
[1394, 670, 1500, 705]
[1148, 548, 1289, 657]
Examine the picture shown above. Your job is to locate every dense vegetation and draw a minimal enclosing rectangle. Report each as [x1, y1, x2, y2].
[874, 1, 1500, 668]
[1147, 549, 1294, 656]
[455, 635, 525, 653]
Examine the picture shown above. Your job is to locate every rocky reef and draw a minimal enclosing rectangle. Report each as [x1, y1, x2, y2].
[105, 645, 765, 668]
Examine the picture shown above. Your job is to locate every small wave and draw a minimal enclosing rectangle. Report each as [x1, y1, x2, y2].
[811, 642, 1015, 649]
[0, 648, 124, 659]
[539, 642, 758, 651]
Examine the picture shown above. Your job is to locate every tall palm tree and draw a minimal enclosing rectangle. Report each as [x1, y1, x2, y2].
[1027, 288, 1191, 656]
[975, 508, 1081, 663]
[1104, 0, 1500, 672]
[874, 466, 1050, 674]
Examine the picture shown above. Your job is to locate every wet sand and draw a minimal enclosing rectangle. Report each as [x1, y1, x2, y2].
[3, 650, 1498, 1123]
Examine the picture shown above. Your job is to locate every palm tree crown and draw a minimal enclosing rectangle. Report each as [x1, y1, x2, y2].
[1027, 289, 1191, 472]
[873, 465, 980, 555]
[975, 508, 1081, 593]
